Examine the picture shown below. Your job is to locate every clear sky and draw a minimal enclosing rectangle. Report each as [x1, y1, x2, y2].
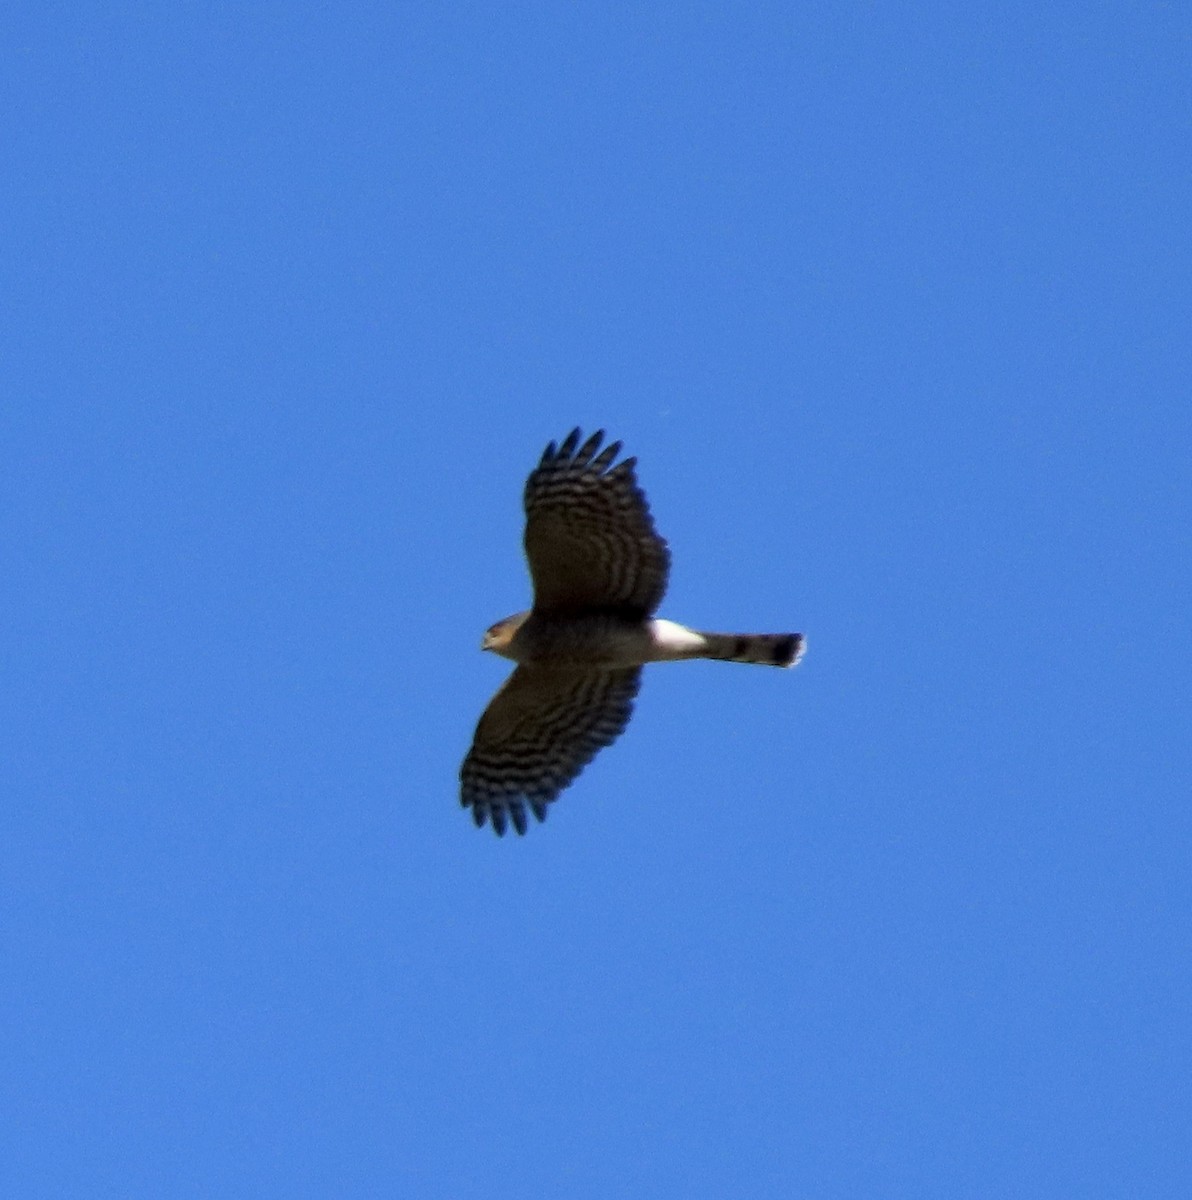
[4, 4, 1189, 1197]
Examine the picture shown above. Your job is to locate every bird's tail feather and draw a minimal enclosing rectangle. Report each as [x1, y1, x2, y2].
[699, 631, 805, 668]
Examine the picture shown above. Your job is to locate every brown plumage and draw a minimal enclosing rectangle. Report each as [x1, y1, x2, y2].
[460, 429, 805, 835]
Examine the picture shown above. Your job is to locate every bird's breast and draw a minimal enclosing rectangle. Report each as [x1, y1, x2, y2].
[514, 613, 652, 667]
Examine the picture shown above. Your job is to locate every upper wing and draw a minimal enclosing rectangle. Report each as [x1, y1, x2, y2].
[523, 429, 670, 616]
[460, 665, 642, 836]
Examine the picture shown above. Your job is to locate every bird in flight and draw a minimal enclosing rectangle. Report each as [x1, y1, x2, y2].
[460, 428, 805, 835]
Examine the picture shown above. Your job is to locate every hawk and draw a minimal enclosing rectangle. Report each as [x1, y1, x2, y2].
[460, 428, 805, 835]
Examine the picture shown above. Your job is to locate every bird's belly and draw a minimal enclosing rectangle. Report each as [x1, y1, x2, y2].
[514, 615, 652, 667]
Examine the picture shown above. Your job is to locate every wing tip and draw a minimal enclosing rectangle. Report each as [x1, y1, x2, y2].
[543, 428, 626, 469]
[464, 797, 552, 837]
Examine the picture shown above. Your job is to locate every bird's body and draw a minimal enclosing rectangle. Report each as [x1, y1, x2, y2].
[486, 610, 802, 670]
[483, 609, 655, 667]
[460, 428, 805, 836]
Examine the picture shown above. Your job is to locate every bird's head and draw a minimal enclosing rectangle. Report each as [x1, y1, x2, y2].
[481, 611, 530, 658]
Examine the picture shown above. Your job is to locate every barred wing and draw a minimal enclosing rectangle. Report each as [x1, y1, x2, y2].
[460, 665, 642, 836]
[523, 429, 670, 617]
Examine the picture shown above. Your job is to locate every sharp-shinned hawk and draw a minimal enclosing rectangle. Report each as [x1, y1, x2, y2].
[460, 428, 805, 835]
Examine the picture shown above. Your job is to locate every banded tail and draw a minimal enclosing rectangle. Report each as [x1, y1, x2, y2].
[700, 631, 805, 668]
[648, 620, 805, 668]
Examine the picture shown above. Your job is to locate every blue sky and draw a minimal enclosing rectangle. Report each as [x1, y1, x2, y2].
[3, 4, 1189, 1197]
